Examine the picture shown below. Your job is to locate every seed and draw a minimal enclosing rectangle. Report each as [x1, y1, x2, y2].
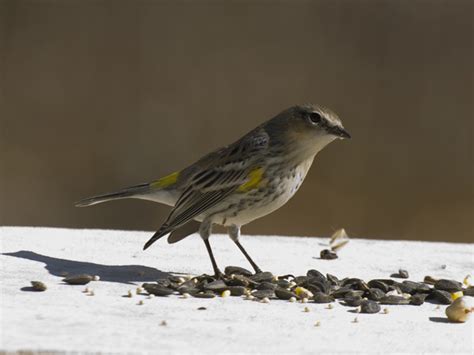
[148, 294, 155, 299]
[451, 291, 463, 301]
[181, 293, 190, 299]
[410, 293, 428, 306]
[252, 289, 275, 299]
[313, 292, 334, 304]
[423, 276, 438, 285]
[314, 321, 321, 327]
[435, 305, 441, 310]
[138, 300, 144, 305]
[367, 280, 390, 293]
[301, 297, 309, 304]
[93, 275, 100, 281]
[360, 300, 381, 314]
[63, 274, 93, 285]
[250, 272, 275, 283]
[89, 290, 95, 296]
[303, 307, 310, 312]
[142, 283, 174, 297]
[386, 290, 401, 297]
[367, 288, 385, 301]
[383, 308, 389, 314]
[379, 295, 410, 305]
[178, 277, 186, 284]
[320, 249, 338, 260]
[288, 281, 297, 289]
[260, 297, 270, 303]
[221, 290, 231, 298]
[245, 295, 255, 301]
[464, 287, 474, 297]
[224, 286, 245, 297]
[398, 269, 409, 279]
[83, 287, 91, 293]
[136, 287, 143, 294]
[224, 266, 253, 277]
[204, 280, 227, 292]
[445, 297, 473, 323]
[295, 287, 313, 299]
[434, 279, 463, 293]
[329, 228, 350, 252]
[289, 297, 297, 303]
[275, 287, 297, 300]
[326, 304, 334, 309]
[257, 282, 277, 291]
[344, 295, 364, 307]
[352, 317, 359, 323]
[193, 291, 216, 299]
[463, 275, 471, 287]
[428, 290, 452, 305]
[30, 281, 47, 292]
[160, 320, 167, 326]
[326, 273, 340, 286]
[197, 307, 207, 310]
[127, 290, 134, 298]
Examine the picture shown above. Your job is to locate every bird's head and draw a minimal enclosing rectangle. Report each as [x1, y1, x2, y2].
[265, 104, 350, 158]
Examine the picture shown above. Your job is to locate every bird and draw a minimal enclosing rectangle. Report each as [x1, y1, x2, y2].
[76, 104, 350, 278]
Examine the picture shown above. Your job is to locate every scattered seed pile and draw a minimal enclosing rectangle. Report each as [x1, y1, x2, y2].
[136, 266, 473, 313]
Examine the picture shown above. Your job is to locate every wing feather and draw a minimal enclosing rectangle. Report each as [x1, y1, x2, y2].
[143, 129, 269, 249]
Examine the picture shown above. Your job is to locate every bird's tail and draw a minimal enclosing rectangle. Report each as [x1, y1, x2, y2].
[75, 183, 151, 207]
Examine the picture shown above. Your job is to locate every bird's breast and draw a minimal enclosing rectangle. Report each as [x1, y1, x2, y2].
[205, 156, 315, 227]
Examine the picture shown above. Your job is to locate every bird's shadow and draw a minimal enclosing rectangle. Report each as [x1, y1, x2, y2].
[3, 250, 171, 285]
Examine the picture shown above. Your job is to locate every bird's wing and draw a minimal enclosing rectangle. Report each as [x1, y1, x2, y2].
[143, 128, 269, 249]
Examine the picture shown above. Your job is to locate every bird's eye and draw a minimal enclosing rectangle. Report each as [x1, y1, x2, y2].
[308, 112, 322, 125]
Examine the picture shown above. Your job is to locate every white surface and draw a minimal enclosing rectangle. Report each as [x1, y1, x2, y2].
[1, 227, 473, 354]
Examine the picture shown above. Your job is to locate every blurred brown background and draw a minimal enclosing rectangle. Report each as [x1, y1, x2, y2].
[0, 0, 472, 242]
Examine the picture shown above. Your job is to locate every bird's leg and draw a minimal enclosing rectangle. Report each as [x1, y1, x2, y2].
[200, 219, 224, 279]
[228, 225, 262, 274]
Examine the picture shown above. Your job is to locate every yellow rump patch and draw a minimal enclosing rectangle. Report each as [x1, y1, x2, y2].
[237, 167, 265, 192]
[151, 171, 179, 189]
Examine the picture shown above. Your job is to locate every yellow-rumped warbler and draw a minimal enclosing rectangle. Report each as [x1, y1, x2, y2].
[76, 104, 350, 277]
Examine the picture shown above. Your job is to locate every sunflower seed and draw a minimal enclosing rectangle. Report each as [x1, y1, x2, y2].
[434, 279, 463, 293]
[228, 286, 247, 296]
[427, 289, 452, 304]
[379, 295, 410, 305]
[275, 287, 297, 300]
[224, 266, 253, 277]
[410, 293, 428, 305]
[360, 300, 381, 314]
[343, 295, 364, 307]
[142, 283, 174, 297]
[30, 281, 47, 291]
[192, 291, 216, 299]
[366, 288, 385, 301]
[313, 292, 334, 304]
[63, 274, 93, 285]
[250, 272, 274, 283]
[320, 249, 338, 260]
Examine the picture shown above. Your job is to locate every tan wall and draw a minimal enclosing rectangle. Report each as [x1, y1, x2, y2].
[1, 0, 472, 242]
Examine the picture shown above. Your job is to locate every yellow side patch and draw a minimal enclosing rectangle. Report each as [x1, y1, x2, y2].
[237, 167, 265, 192]
[451, 291, 464, 301]
[151, 171, 179, 189]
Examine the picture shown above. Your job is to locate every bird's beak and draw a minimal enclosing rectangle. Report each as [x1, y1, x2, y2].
[331, 126, 351, 139]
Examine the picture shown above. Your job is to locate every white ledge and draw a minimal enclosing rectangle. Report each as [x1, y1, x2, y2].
[1, 227, 473, 354]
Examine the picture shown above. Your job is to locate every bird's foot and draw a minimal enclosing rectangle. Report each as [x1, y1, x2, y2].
[213, 270, 226, 280]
